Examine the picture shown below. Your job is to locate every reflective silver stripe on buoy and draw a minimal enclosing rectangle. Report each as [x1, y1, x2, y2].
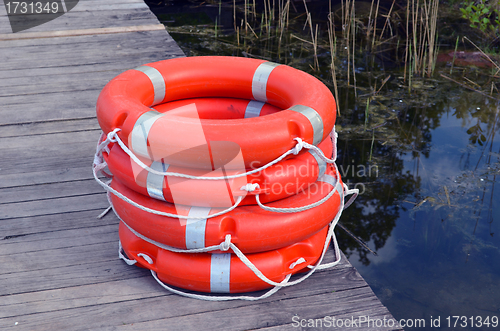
[133, 66, 166, 106]
[130, 111, 163, 157]
[318, 174, 337, 187]
[146, 160, 169, 200]
[185, 207, 211, 249]
[319, 174, 343, 201]
[308, 150, 327, 180]
[244, 100, 265, 118]
[289, 105, 324, 145]
[252, 62, 280, 102]
[210, 253, 231, 293]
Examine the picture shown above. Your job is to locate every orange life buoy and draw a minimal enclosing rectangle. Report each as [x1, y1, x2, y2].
[119, 221, 328, 293]
[96, 56, 336, 169]
[109, 164, 342, 253]
[102, 97, 333, 207]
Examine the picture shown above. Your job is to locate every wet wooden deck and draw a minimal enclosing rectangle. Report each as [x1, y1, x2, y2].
[0, 1, 401, 330]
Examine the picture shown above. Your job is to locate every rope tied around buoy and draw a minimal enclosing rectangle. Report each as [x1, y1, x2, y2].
[93, 128, 352, 219]
[101, 128, 338, 181]
[114, 177, 357, 301]
[94, 125, 359, 301]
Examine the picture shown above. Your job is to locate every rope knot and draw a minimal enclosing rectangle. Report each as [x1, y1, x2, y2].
[107, 128, 121, 142]
[219, 234, 232, 251]
[292, 138, 305, 155]
[240, 183, 260, 192]
[289, 257, 306, 269]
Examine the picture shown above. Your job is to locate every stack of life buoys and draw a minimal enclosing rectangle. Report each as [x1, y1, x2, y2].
[92, 56, 358, 300]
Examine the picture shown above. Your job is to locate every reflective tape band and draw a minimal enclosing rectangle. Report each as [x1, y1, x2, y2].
[252, 62, 280, 102]
[146, 160, 169, 201]
[210, 253, 231, 293]
[130, 111, 163, 157]
[318, 174, 337, 187]
[244, 100, 265, 118]
[308, 151, 327, 180]
[133, 66, 166, 106]
[289, 105, 324, 146]
[319, 174, 344, 202]
[185, 207, 211, 249]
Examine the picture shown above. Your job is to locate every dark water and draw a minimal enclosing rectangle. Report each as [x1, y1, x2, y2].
[146, 1, 500, 328]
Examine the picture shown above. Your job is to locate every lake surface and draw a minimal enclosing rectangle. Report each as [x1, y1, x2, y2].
[146, 0, 500, 327]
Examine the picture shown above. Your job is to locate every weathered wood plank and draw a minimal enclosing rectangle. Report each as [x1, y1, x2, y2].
[0, 224, 117, 256]
[0, 178, 101, 204]
[0, 262, 360, 320]
[0, 166, 93, 189]
[0, 23, 165, 41]
[0, 276, 164, 319]
[0, 8, 160, 34]
[0, 192, 110, 219]
[0, 209, 118, 238]
[0, 36, 182, 70]
[109, 288, 398, 331]
[0, 118, 100, 138]
[0, 257, 149, 296]
[0, 35, 178, 69]
[0, 26, 179, 48]
[0, 285, 396, 331]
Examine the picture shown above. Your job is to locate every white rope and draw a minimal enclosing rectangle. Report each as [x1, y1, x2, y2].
[104, 129, 337, 180]
[114, 183, 359, 300]
[93, 158, 244, 220]
[151, 270, 291, 301]
[120, 219, 233, 254]
[97, 126, 362, 301]
[251, 179, 339, 213]
[93, 131, 339, 219]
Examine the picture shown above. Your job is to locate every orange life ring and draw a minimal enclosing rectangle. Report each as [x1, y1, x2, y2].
[102, 97, 333, 207]
[119, 221, 328, 293]
[109, 164, 342, 253]
[96, 56, 336, 169]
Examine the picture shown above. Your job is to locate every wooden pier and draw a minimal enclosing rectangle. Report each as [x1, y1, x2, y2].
[0, 1, 401, 329]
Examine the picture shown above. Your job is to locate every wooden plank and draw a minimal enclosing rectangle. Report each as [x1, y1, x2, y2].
[0, 25, 178, 48]
[0, 118, 100, 138]
[0, 178, 101, 204]
[0, 24, 165, 41]
[0, 62, 140, 80]
[0, 8, 160, 34]
[0, 130, 100, 161]
[0, 166, 92, 189]
[0, 192, 110, 219]
[0, 261, 359, 320]
[0, 224, 117, 255]
[109, 288, 398, 331]
[0, 257, 148, 296]
[0, 276, 165, 319]
[0, 3, 151, 16]
[0, 1, 151, 17]
[0, 210, 118, 238]
[0, 284, 397, 331]
[1, 42, 181, 71]
[0, 239, 119, 275]
[0, 34, 179, 64]
[0, 70, 125, 97]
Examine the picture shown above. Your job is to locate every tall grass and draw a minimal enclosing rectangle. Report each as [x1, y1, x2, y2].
[232, 0, 442, 96]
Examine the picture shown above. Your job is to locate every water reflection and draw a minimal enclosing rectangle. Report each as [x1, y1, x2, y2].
[340, 87, 500, 320]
